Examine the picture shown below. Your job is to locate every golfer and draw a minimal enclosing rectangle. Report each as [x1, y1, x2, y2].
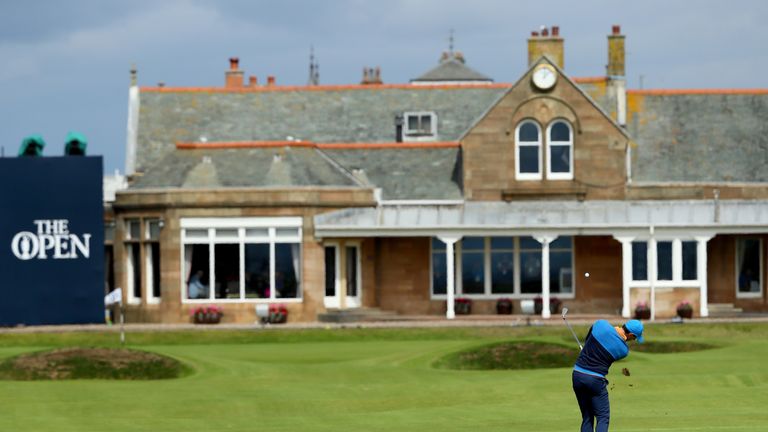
[572, 319, 644, 432]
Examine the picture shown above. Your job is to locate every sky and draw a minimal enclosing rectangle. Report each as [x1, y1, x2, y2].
[1, 0, 767, 174]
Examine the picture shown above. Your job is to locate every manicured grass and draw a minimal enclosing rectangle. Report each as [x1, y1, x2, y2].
[0, 322, 766, 431]
[434, 340, 577, 370]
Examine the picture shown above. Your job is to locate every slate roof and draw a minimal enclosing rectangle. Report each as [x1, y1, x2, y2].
[135, 86, 507, 174]
[627, 91, 768, 183]
[130, 146, 360, 189]
[411, 58, 493, 83]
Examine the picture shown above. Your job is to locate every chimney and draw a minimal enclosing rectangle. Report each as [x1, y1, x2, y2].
[266, 75, 276, 86]
[527, 26, 564, 68]
[225, 57, 244, 88]
[249, 76, 258, 87]
[360, 66, 383, 85]
[607, 25, 625, 77]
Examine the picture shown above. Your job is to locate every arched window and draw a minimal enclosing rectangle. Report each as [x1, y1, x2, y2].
[515, 120, 542, 180]
[546, 120, 573, 180]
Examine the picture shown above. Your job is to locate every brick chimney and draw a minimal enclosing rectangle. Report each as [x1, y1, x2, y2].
[607, 25, 625, 77]
[527, 26, 564, 68]
[225, 57, 244, 88]
[360, 66, 383, 85]
[266, 75, 276, 86]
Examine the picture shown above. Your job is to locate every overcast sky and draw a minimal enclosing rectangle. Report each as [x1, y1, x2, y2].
[1, 0, 767, 174]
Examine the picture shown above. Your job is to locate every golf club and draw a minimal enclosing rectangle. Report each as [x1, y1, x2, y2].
[561, 307, 583, 350]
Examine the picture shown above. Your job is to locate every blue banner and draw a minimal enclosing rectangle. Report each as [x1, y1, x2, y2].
[0, 156, 104, 325]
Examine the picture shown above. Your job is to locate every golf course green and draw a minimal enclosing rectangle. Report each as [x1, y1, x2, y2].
[0, 322, 765, 431]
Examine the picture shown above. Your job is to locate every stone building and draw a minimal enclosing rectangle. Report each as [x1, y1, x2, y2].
[113, 25, 768, 323]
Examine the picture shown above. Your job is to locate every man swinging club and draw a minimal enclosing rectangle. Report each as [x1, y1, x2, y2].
[571, 318, 645, 432]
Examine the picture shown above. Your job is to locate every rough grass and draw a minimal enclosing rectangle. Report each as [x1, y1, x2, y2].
[632, 340, 717, 354]
[0, 347, 190, 380]
[434, 341, 577, 370]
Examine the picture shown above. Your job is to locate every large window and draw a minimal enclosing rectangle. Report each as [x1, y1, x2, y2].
[631, 238, 700, 285]
[124, 219, 142, 304]
[515, 121, 542, 180]
[546, 120, 573, 180]
[431, 236, 573, 298]
[145, 219, 162, 303]
[737, 238, 762, 297]
[181, 218, 302, 302]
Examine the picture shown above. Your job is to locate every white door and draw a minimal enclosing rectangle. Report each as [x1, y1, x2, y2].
[323, 243, 362, 309]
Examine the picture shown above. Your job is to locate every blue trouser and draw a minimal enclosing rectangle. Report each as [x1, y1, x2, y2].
[572, 370, 610, 432]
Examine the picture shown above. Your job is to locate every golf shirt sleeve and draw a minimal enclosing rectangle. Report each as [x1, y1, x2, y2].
[574, 319, 629, 377]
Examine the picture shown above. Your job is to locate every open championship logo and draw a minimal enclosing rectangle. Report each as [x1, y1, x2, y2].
[11, 219, 91, 260]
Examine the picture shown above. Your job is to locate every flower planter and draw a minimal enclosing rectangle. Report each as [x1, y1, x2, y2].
[634, 309, 651, 320]
[454, 299, 472, 315]
[496, 300, 513, 315]
[191, 306, 223, 324]
[677, 308, 693, 319]
[534, 298, 561, 314]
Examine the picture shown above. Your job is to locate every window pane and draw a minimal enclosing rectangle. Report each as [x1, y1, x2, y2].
[432, 237, 446, 251]
[186, 244, 210, 299]
[520, 251, 542, 294]
[276, 243, 301, 299]
[345, 246, 358, 297]
[461, 252, 484, 294]
[550, 121, 570, 141]
[519, 146, 539, 173]
[148, 243, 161, 298]
[491, 252, 514, 294]
[737, 239, 761, 293]
[214, 244, 240, 299]
[245, 228, 269, 238]
[657, 241, 673, 281]
[126, 219, 140, 240]
[461, 237, 484, 250]
[632, 241, 647, 281]
[276, 227, 300, 238]
[519, 122, 539, 142]
[128, 244, 141, 299]
[491, 237, 514, 249]
[245, 244, 270, 298]
[551, 236, 572, 249]
[325, 246, 336, 297]
[520, 236, 541, 250]
[550, 251, 573, 294]
[682, 241, 698, 280]
[550, 145, 570, 173]
[408, 115, 418, 131]
[105, 224, 115, 242]
[186, 229, 208, 239]
[147, 220, 161, 240]
[421, 115, 431, 132]
[432, 252, 447, 295]
[216, 228, 238, 239]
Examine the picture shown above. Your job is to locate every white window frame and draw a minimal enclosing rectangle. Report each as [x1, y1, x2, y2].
[180, 217, 303, 304]
[630, 237, 701, 287]
[124, 219, 142, 305]
[515, 120, 543, 180]
[403, 111, 437, 142]
[735, 237, 763, 299]
[546, 120, 574, 180]
[431, 235, 574, 300]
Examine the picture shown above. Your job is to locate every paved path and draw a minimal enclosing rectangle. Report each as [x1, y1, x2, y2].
[2, 314, 768, 334]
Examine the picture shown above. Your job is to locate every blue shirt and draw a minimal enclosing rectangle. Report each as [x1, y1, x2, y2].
[574, 319, 629, 378]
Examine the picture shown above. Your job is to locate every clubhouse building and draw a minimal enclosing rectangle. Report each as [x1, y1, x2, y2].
[111, 26, 768, 323]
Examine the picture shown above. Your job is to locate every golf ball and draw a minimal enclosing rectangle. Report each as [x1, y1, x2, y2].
[584, 272, 590, 278]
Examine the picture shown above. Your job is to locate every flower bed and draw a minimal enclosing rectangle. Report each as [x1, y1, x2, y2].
[191, 305, 223, 324]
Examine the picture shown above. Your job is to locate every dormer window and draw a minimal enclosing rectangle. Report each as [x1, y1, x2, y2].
[403, 111, 437, 142]
[515, 120, 542, 180]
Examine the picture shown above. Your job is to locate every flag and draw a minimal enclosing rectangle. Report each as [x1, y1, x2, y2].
[104, 288, 122, 306]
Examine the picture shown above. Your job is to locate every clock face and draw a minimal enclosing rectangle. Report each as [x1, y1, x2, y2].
[532, 64, 557, 90]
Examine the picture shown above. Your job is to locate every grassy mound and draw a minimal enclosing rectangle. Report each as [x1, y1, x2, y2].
[434, 341, 577, 370]
[0, 347, 189, 380]
[631, 340, 717, 354]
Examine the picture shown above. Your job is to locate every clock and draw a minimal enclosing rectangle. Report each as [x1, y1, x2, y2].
[532, 64, 557, 90]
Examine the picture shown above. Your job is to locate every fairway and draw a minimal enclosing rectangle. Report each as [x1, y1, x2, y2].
[0, 323, 766, 431]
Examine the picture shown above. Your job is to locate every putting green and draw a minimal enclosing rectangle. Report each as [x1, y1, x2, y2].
[0, 323, 765, 431]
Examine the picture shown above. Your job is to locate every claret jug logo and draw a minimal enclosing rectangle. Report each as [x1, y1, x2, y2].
[11, 219, 91, 260]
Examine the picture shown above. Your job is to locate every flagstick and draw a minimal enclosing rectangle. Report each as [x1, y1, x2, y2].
[120, 303, 125, 346]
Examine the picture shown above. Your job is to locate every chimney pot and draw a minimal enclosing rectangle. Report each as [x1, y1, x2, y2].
[612, 25, 621, 35]
[541, 27, 549, 37]
[249, 76, 257, 86]
[267, 75, 276, 86]
[229, 57, 240, 70]
[531, 31, 539, 37]
[552, 26, 559, 36]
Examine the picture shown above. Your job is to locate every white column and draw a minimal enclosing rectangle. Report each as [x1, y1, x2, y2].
[439, 235, 461, 320]
[614, 236, 635, 318]
[696, 235, 714, 317]
[649, 233, 657, 321]
[534, 235, 557, 319]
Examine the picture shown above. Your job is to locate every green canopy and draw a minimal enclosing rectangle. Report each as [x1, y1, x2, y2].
[18, 135, 46, 157]
[64, 131, 88, 156]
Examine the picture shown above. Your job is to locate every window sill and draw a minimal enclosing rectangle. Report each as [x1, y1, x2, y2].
[502, 184, 587, 201]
